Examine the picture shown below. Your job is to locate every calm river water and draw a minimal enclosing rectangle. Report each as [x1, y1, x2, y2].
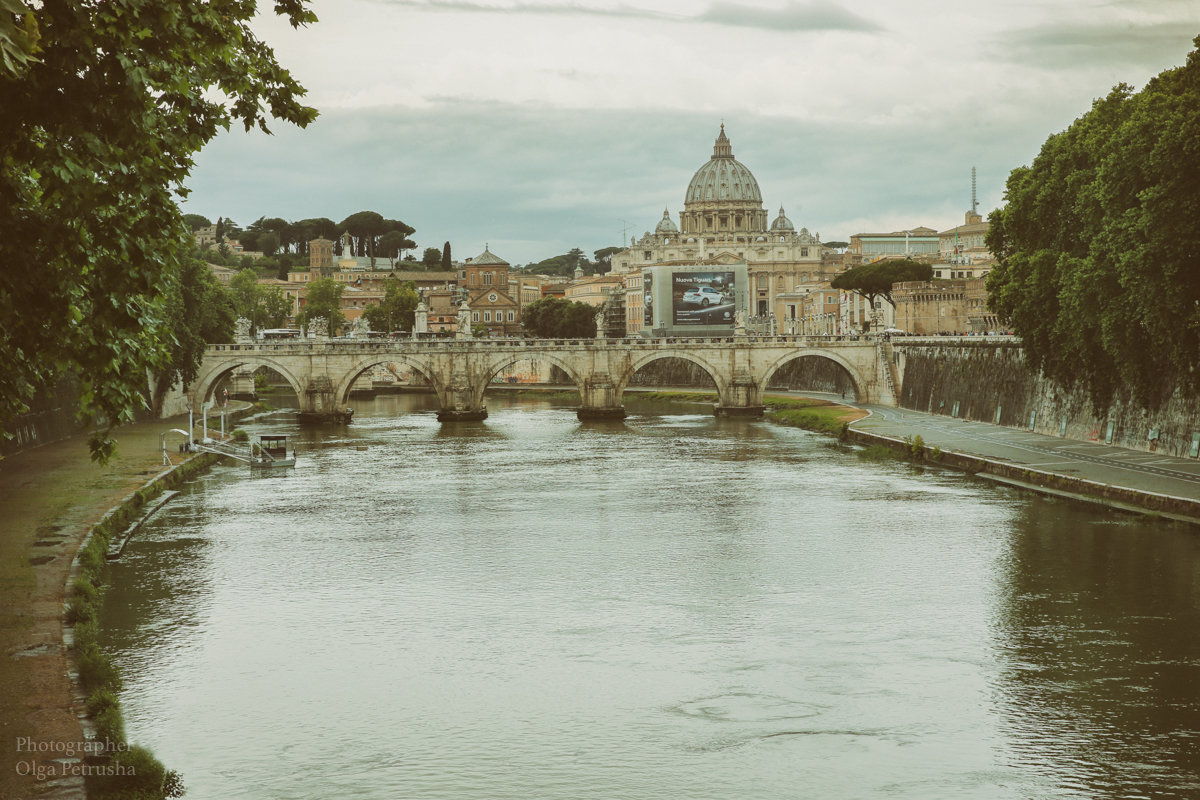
[100, 393, 1200, 799]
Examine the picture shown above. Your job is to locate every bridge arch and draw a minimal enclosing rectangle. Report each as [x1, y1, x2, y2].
[621, 350, 727, 397]
[333, 354, 441, 404]
[191, 356, 305, 405]
[476, 351, 586, 405]
[760, 349, 867, 401]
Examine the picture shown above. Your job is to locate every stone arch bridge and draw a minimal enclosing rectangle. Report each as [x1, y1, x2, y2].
[193, 336, 900, 421]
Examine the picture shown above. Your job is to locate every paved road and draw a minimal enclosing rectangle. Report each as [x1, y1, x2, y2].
[789, 391, 1200, 504]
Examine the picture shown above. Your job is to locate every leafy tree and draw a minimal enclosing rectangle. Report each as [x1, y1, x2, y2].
[421, 247, 442, 269]
[526, 250, 595, 277]
[379, 230, 416, 266]
[297, 277, 345, 334]
[260, 286, 293, 328]
[363, 280, 418, 333]
[823, 241, 849, 250]
[987, 38, 1200, 410]
[153, 258, 235, 414]
[441, 241, 452, 269]
[593, 246, 622, 275]
[0, 0, 318, 459]
[340, 210, 387, 264]
[831, 259, 932, 312]
[182, 214, 212, 232]
[0, 4, 39, 76]
[521, 297, 597, 338]
[229, 269, 266, 331]
[258, 231, 280, 257]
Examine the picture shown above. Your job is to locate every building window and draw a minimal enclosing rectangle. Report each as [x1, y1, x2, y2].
[757, 275, 767, 289]
[643, 251, 652, 260]
[484, 311, 492, 322]
[801, 247, 809, 257]
[484, 272, 493, 285]
[472, 311, 479, 322]
[507, 310, 515, 321]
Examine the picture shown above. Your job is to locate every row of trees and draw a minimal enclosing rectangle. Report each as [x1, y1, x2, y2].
[521, 247, 622, 277]
[985, 37, 1200, 410]
[187, 212, 420, 267]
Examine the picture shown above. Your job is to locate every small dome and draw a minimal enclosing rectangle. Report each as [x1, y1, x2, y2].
[770, 207, 794, 231]
[655, 209, 679, 234]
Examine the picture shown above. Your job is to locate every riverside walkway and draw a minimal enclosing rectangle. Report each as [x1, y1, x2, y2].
[801, 391, 1200, 522]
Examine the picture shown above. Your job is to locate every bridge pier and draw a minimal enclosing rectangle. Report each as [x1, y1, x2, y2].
[435, 373, 488, 422]
[576, 373, 626, 421]
[713, 375, 764, 418]
[300, 375, 353, 423]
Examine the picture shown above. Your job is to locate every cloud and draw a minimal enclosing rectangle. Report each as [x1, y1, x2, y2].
[183, 101, 1040, 265]
[371, 0, 881, 33]
[697, 0, 881, 32]
[991, 20, 1199, 69]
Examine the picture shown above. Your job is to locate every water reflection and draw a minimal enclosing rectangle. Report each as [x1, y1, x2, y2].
[992, 500, 1200, 798]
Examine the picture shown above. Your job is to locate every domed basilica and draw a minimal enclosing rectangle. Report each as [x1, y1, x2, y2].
[611, 125, 836, 324]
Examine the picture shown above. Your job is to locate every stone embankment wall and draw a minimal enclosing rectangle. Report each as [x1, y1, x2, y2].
[893, 340, 1200, 458]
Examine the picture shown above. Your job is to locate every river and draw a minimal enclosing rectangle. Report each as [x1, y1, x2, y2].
[99, 392, 1200, 799]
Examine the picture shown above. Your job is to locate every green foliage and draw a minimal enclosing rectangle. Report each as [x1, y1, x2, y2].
[297, 277, 345, 334]
[524, 248, 595, 277]
[521, 297, 597, 338]
[907, 434, 926, 460]
[227, 269, 290, 333]
[181, 213, 211, 232]
[363, 279, 418, 333]
[0, 0, 41, 76]
[0, 0, 317, 460]
[89, 745, 185, 800]
[830, 259, 933, 310]
[421, 247, 442, 269]
[340, 212, 415, 266]
[154, 258, 235, 413]
[379, 230, 416, 265]
[593, 246, 622, 274]
[77, 641, 123, 692]
[441, 241, 452, 269]
[986, 38, 1200, 410]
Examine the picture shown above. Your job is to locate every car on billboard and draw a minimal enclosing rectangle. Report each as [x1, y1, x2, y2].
[682, 286, 726, 307]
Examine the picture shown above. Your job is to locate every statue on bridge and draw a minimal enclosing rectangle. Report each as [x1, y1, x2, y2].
[235, 317, 253, 343]
[734, 309, 747, 337]
[455, 298, 472, 340]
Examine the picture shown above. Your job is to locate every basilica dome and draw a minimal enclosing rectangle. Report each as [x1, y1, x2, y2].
[684, 124, 763, 205]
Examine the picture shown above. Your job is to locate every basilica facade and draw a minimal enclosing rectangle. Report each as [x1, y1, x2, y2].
[611, 125, 841, 333]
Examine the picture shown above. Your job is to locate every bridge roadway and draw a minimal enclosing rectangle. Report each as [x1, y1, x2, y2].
[194, 335, 898, 421]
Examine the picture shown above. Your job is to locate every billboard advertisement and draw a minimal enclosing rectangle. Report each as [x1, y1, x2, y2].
[671, 271, 736, 327]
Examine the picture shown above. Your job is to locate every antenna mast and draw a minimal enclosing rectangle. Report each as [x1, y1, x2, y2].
[971, 166, 978, 215]
[618, 219, 632, 248]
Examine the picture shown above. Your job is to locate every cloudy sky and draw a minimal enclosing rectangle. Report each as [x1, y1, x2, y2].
[183, 0, 1200, 265]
